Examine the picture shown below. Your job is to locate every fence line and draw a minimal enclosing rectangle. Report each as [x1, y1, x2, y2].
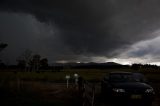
[78, 77, 95, 106]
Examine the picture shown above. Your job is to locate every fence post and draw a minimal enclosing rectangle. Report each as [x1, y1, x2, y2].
[91, 84, 95, 106]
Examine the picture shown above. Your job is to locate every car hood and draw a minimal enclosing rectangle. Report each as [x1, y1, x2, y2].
[111, 82, 152, 89]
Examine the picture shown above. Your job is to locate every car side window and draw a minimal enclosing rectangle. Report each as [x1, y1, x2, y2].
[109, 74, 122, 82]
[133, 73, 147, 82]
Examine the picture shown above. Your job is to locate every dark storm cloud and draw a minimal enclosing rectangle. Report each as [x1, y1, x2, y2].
[0, 12, 71, 64]
[1, 0, 160, 63]
[0, 0, 112, 55]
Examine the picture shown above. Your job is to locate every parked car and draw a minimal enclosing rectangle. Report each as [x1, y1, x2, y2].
[101, 72, 155, 106]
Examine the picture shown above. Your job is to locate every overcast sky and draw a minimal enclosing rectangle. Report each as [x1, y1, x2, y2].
[1, 0, 160, 65]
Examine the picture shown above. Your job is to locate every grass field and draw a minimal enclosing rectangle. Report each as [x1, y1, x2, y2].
[0, 68, 160, 106]
[0, 68, 160, 82]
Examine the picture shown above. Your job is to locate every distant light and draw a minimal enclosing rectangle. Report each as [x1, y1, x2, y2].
[56, 60, 68, 63]
[74, 73, 78, 78]
[76, 61, 81, 63]
[65, 75, 70, 79]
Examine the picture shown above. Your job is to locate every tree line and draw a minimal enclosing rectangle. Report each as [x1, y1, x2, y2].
[16, 50, 48, 71]
[1, 43, 160, 71]
[0, 43, 49, 71]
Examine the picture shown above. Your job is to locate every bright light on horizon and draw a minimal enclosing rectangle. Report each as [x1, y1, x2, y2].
[54, 57, 160, 66]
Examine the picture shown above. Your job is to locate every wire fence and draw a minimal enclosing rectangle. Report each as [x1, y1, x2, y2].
[78, 77, 95, 106]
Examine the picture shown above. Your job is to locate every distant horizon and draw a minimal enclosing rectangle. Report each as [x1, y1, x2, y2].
[2, 59, 160, 66]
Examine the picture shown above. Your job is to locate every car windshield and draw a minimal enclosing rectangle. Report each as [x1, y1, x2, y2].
[109, 73, 146, 82]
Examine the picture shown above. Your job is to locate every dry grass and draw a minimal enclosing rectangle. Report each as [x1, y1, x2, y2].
[0, 68, 160, 105]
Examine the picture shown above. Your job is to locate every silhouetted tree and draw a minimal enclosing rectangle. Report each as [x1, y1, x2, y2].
[0, 43, 8, 52]
[30, 54, 41, 71]
[17, 60, 26, 69]
[131, 64, 142, 70]
[23, 50, 32, 70]
[40, 58, 48, 69]
[0, 43, 8, 68]
[17, 50, 49, 71]
[17, 49, 32, 71]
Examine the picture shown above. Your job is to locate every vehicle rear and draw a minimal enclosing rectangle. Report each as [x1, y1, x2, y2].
[101, 72, 155, 106]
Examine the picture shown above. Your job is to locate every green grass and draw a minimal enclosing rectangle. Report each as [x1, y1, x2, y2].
[0, 68, 160, 82]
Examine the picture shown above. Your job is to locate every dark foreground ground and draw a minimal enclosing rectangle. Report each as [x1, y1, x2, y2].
[0, 69, 160, 106]
[0, 81, 159, 106]
[0, 81, 82, 106]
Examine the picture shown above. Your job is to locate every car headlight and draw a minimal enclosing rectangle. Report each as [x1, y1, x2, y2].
[145, 88, 154, 93]
[113, 88, 125, 93]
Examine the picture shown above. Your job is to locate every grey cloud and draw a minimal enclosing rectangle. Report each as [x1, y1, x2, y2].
[118, 36, 160, 63]
[1, 0, 160, 63]
[0, 12, 68, 64]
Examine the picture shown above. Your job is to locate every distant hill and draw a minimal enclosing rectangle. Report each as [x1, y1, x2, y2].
[53, 62, 121, 66]
[98, 62, 122, 66]
[52, 62, 126, 69]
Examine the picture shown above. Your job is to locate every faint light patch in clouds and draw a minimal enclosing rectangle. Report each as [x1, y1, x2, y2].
[89, 56, 144, 65]
[118, 32, 160, 65]
[90, 30, 160, 65]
